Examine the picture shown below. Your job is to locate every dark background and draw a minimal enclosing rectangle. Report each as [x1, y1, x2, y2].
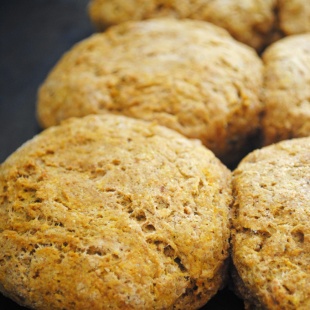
[0, 0, 94, 163]
[0, 1, 244, 309]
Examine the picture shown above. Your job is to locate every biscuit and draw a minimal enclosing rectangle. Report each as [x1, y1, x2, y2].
[37, 19, 264, 167]
[231, 137, 310, 309]
[262, 34, 310, 145]
[88, 0, 277, 50]
[278, 0, 310, 35]
[0, 114, 232, 309]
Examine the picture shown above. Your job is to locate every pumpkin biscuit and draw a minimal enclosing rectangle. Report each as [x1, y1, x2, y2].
[278, 0, 310, 36]
[37, 19, 264, 167]
[231, 137, 310, 309]
[0, 114, 232, 310]
[262, 33, 310, 145]
[88, 0, 277, 50]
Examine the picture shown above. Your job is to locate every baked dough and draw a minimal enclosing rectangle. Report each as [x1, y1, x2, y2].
[262, 33, 310, 145]
[37, 18, 264, 167]
[88, 0, 277, 50]
[278, 0, 310, 35]
[231, 137, 310, 309]
[0, 114, 232, 310]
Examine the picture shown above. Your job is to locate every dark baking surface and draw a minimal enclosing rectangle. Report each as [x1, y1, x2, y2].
[0, 1, 244, 309]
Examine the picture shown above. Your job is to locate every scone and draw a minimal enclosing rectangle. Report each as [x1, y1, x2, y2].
[278, 0, 310, 35]
[0, 114, 232, 310]
[88, 0, 277, 50]
[37, 19, 264, 167]
[231, 137, 310, 309]
[262, 34, 310, 145]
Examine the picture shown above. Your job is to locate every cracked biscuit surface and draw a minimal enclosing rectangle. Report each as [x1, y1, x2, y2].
[88, 0, 277, 50]
[37, 18, 263, 167]
[262, 34, 310, 145]
[0, 114, 232, 310]
[231, 137, 310, 309]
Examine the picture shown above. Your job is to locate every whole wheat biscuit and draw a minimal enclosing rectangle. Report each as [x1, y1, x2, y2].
[88, 0, 277, 50]
[231, 137, 310, 309]
[262, 34, 310, 146]
[0, 114, 232, 310]
[37, 18, 264, 167]
[278, 0, 310, 35]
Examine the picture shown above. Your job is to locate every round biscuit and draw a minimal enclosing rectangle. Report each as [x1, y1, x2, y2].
[37, 18, 264, 167]
[88, 0, 277, 50]
[231, 137, 310, 309]
[262, 34, 310, 145]
[0, 114, 232, 310]
[278, 0, 310, 35]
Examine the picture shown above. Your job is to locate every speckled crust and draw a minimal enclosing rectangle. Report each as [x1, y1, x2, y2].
[231, 137, 310, 309]
[88, 0, 277, 50]
[0, 114, 232, 310]
[278, 0, 310, 35]
[262, 34, 310, 146]
[37, 18, 264, 167]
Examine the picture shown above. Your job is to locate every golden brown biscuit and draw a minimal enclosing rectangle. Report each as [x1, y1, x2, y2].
[262, 34, 310, 145]
[0, 114, 232, 310]
[37, 19, 264, 167]
[231, 137, 310, 309]
[278, 0, 310, 35]
[88, 0, 277, 50]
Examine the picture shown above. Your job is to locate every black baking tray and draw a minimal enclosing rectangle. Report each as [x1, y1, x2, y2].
[0, 1, 244, 309]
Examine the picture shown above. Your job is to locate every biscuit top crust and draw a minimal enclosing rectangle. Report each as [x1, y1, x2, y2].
[262, 34, 310, 145]
[88, 0, 277, 50]
[37, 18, 263, 166]
[232, 137, 310, 309]
[0, 114, 232, 310]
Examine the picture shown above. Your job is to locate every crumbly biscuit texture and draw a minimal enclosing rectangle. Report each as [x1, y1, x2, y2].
[0, 114, 232, 310]
[278, 0, 310, 35]
[231, 137, 310, 309]
[37, 19, 263, 166]
[262, 34, 310, 145]
[88, 0, 277, 50]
